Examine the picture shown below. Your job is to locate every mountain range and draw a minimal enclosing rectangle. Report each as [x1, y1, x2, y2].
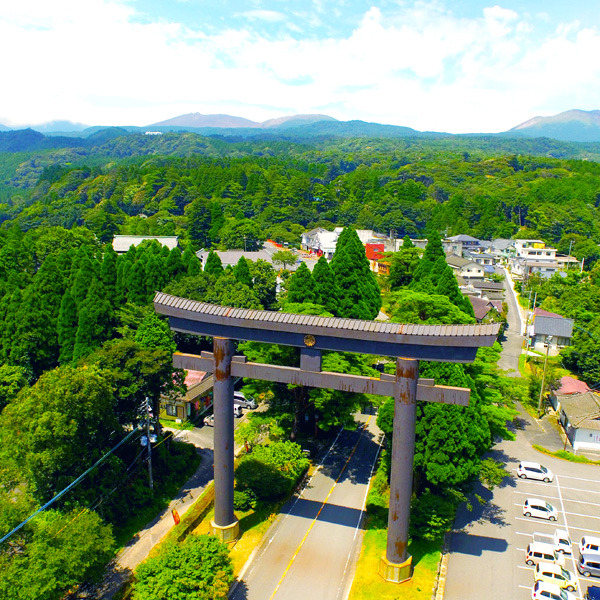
[2, 109, 600, 143]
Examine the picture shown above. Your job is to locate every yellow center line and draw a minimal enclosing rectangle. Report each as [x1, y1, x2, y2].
[268, 416, 371, 600]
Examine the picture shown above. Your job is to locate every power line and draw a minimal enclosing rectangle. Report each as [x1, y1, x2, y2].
[0, 428, 139, 545]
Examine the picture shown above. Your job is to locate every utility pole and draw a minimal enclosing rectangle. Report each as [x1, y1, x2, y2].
[144, 397, 154, 493]
[537, 335, 553, 418]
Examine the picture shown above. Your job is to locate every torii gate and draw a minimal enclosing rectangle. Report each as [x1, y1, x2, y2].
[154, 292, 499, 583]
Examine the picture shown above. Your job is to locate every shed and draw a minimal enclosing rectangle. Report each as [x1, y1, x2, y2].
[113, 235, 179, 254]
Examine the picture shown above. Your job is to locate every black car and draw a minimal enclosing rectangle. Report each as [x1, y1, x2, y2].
[586, 586, 600, 600]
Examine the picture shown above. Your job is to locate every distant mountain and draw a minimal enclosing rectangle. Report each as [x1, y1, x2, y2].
[0, 123, 10, 132]
[509, 109, 600, 142]
[149, 112, 337, 130]
[31, 120, 90, 134]
[151, 113, 260, 129]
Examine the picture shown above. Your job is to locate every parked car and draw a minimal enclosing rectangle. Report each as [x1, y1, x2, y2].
[534, 562, 578, 592]
[585, 585, 600, 599]
[580, 536, 600, 555]
[234, 391, 257, 410]
[532, 580, 575, 600]
[578, 553, 600, 578]
[523, 498, 558, 521]
[204, 405, 242, 425]
[533, 529, 572, 554]
[518, 461, 554, 483]
[526, 542, 566, 567]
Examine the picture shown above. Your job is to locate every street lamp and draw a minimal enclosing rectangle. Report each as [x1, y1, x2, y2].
[537, 335, 553, 418]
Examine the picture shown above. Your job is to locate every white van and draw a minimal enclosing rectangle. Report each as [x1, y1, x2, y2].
[233, 405, 243, 418]
[526, 542, 566, 566]
[580, 537, 600, 555]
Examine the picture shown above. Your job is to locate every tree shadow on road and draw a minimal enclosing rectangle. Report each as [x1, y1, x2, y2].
[454, 484, 509, 529]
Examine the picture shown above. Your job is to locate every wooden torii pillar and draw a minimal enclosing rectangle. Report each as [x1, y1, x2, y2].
[154, 293, 499, 583]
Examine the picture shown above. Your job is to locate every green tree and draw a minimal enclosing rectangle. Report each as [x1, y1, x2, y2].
[186, 198, 211, 248]
[286, 262, 316, 304]
[233, 256, 253, 288]
[0, 508, 115, 600]
[249, 259, 277, 310]
[203, 250, 224, 277]
[330, 228, 381, 319]
[165, 248, 186, 281]
[126, 261, 147, 305]
[388, 246, 421, 289]
[57, 290, 78, 364]
[0, 364, 27, 411]
[0, 364, 121, 503]
[311, 255, 340, 314]
[272, 250, 297, 269]
[132, 535, 233, 600]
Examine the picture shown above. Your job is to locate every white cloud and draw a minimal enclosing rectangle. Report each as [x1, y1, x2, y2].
[1, 0, 599, 132]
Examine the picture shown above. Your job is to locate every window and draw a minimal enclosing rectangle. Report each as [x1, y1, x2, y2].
[166, 404, 177, 417]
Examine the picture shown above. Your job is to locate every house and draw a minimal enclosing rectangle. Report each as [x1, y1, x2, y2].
[489, 238, 514, 261]
[446, 255, 485, 281]
[527, 308, 574, 355]
[556, 391, 600, 451]
[301, 227, 343, 259]
[468, 280, 505, 301]
[446, 234, 483, 252]
[549, 376, 590, 411]
[513, 239, 557, 261]
[112, 235, 179, 254]
[365, 243, 385, 273]
[509, 258, 560, 280]
[160, 370, 213, 423]
[469, 296, 503, 323]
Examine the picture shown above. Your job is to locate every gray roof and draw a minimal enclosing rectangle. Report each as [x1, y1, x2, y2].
[197, 249, 273, 266]
[113, 235, 179, 253]
[559, 392, 600, 430]
[534, 315, 574, 338]
[472, 281, 504, 291]
[490, 239, 513, 251]
[447, 255, 477, 268]
[447, 234, 481, 243]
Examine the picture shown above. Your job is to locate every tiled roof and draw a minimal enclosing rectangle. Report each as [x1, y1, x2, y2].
[559, 392, 600, 430]
[154, 292, 499, 347]
[534, 315, 574, 338]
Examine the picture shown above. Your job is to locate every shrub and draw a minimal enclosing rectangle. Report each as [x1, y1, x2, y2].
[233, 489, 256, 511]
[132, 534, 232, 600]
[235, 441, 309, 501]
[409, 489, 456, 541]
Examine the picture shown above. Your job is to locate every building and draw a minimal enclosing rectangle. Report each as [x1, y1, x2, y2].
[469, 296, 503, 323]
[301, 227, 343, 259]
[365, 243, 386, 273]
[556, 391, 600, 451]
[160, 370, 213, 423]
[446, 234, 484, 252]
[446, 255, 485, 281]
[112, 235, 179, 254]
[549, 376, 590, 411]
[528, 308, 574, 355]
[513, 239, 557, 261]
[489, 239, 514, 261]
[510, 259, 560, 280]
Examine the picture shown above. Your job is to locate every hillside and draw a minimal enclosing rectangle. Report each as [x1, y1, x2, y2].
[509, 109, 600, 142]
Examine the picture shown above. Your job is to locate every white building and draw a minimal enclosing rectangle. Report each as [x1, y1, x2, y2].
[112, 235, 179, 254]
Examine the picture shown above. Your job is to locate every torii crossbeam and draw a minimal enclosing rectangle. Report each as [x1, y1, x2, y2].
[154, 292, 499, 583]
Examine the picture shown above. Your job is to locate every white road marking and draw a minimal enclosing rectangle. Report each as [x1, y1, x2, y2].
[514, 492, 600, 509]
[517, 565, 534, 571]
[564, 511, 600, 520]
[555, 475, 583, 597]
[564, 524, 600, 535]
[556, 475, 600, 484]
[515, 516, 562, 525]
[560, 485, 600, 495]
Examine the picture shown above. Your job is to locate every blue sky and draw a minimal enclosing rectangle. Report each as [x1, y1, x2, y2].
[2, 0, 599, 133]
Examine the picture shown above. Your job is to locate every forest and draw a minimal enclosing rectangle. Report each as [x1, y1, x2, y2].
[1, 129, 600, 598]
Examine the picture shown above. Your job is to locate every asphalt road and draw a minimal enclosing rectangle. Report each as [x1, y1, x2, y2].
[230, 414, 382, 600]
[497, 266, 525, 376]
[444, 413, 600, 600]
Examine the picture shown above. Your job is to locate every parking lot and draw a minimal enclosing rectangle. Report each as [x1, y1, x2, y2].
[513, 467, 600, 598]
[445, 427, 600, 600]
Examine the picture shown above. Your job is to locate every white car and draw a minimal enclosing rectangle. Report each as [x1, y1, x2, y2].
[523, 498, 558, 521]
[518, 461, 554, 483]
[532, 580, 575, 600]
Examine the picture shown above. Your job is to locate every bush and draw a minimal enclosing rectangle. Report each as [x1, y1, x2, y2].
[235, 441, 309, 501]
[132, 534, 232, 600]
[233, 489, 256, 511]
[409, 489, 456, 541]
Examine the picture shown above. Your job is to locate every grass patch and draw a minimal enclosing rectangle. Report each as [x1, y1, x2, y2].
[160, 418, 195, 430]
[348, 521, 442, 600]
[533, 444, 600, 465]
